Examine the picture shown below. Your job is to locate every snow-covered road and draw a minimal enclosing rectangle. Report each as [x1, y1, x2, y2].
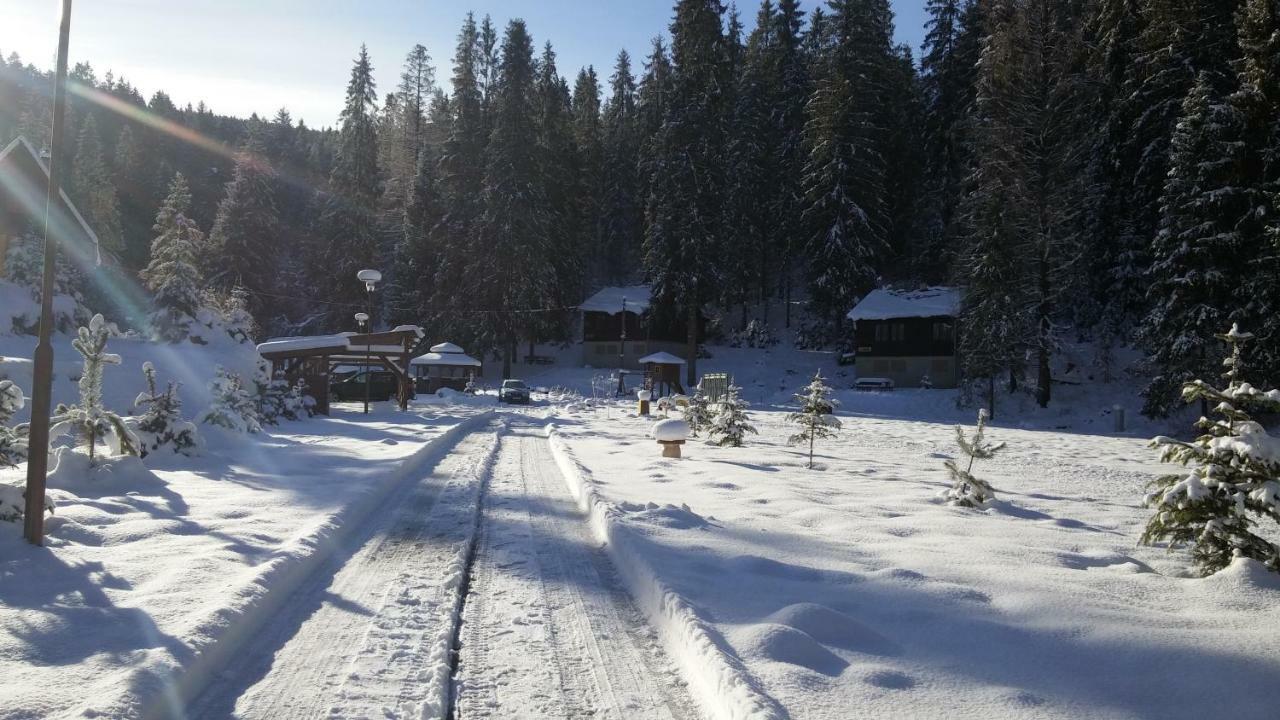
[186, 421, 697, 720]
[454, 426, 697, 719]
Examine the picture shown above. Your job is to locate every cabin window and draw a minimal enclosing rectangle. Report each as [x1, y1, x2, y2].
[932, 321, 954, 343]
[873, 323, 905, 343]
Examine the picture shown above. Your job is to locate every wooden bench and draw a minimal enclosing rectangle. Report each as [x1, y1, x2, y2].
[854, 378, 895, 391]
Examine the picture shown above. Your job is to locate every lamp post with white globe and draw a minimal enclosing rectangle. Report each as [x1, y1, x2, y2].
[356, 269, 381, 415]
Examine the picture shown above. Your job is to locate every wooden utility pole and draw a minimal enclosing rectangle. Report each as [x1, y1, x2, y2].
[24, 0, 74, 546]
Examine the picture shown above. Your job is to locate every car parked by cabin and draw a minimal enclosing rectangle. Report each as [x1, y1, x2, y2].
[498, 379, 531, 404]
[330, 370, 398, 402]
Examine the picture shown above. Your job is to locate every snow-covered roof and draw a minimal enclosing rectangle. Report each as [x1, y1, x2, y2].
[847, 287, 961, 321]
[392, 325, 425, 337]
[429, 341, 466, 354]
[411, 351, 482, 367]
[580, 285, 652, 315]
[257, 335, 350, 355]
[639, 351, 687, 365]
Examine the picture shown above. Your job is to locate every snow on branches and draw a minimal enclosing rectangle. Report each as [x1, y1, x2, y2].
[787, 370, 841, 469]
[943, 408, 1004, 508]
[50, 314, 141, 463]
[198, 366, 262, 434]
[0, 380, 27, 467]
[133, 362, 200, 457]
[1142, 325, 1280, 575]
[708, 383, 757, 448]
[682, 384, 714, 437]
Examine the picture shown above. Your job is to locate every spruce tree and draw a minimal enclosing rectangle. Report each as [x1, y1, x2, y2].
[312, 46, 381, 330]
[787, 371, 842, 469]
[142, 173, 205, 342]
[943, 408, 1004, 507]
[198, 366, 262, 434]
[1140, 72, 1243, 417]
[474, 20, 554, 377]
[71, 114, 125, 257]
[682, 383, 715, 437]
[50, 314, 140, 463]
[209, 136, 280, 320]
[573, 66, 605, 285]
[643, 0, 728, 387]
[1143, 325, 1280, 574]
[601, 49, 642, 283]
[133, 362, 199, 457]
[708, 383, 757, 448]
[0, 380, 26, 468]
[800, 0, 895, 332]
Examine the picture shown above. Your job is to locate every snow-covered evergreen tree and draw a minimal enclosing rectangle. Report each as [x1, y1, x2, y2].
[283, 378, 310, 420]
[198, 366, 262, 433]
[49, 314, 140, 463]
[255, 360, 294, 425]
[787, 371, 842, 469]
[1140, 72, 1243, 417]
[0, 380, 26, 467]
[133, 362, 199, 457]
[943, 408, 1004, 507]
[142, 173, 205, 342]
[682, 383, 714, 437]
[708, 384, 757, 447]
[70, 114, 124, 257]
[209, 133, 279, 318]
[1142, 325, 1280, 575]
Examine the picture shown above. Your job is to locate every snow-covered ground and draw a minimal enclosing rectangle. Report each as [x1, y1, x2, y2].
[548, 395, 1280, 719]
[3, 331, 1278, 720]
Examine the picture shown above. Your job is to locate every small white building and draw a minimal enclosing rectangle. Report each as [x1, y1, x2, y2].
[410, 342, 483, 393]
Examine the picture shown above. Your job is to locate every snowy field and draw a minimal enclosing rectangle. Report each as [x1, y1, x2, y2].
[2, 335, 1278, 720]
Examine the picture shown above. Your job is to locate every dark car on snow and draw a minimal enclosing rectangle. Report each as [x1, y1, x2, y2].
[330, 370, 398, 402]
[498, 379, 531, 404]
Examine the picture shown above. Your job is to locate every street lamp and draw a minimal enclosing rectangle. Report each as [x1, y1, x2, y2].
[24, 0, 74, 546]
[356, 269, 380, 415]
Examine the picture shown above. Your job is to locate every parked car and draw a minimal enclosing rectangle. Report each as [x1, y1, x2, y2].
[498, 379, 531, 404]
[330, 371, 398, 402]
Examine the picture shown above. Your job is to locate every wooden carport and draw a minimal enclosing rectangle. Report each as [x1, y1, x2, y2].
[257, 326, 425, 414]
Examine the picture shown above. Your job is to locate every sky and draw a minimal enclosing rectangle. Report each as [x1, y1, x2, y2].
[0, 1, 930, 128]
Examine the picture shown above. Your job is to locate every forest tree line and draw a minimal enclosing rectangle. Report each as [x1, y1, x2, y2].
[2, 0, 1278, 415]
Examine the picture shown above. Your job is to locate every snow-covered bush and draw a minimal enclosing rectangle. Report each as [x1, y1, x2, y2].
[198, 366, 262, 433]
[729, 319, 779, 349]
[1142, 325, 1280, 575]
[0, 380, 26, 467]
[787, 371, 842, 469]
[49, 314, 140, 463]
[3, 232, 90, 333]
[0, 482, 54, 524]
[284, 378, 311, 419]
[464, 373, 477, 395]
[943, 408, 1004, 508]
[133, 362, 199, 457]
[0, 379, 24, 424]
[682, 384, 714, 437]
[708, 384, 757, 447]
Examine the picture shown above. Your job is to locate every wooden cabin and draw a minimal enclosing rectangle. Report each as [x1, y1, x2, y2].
[848, 287, 960, 389]
[579, 285, 698, 370]
[411, 342, 483, 393]
[0, 136, 101, 277]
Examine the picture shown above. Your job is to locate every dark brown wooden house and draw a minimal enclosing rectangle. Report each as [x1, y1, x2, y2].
[0, 136, 101, 277]
[848, 287, 961, 388]
[579, 285, 700, 370]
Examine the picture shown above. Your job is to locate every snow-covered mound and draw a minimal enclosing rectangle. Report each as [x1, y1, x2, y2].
[650, 418, 690, 442]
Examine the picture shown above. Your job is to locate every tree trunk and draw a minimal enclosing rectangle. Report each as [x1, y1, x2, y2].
[987, 376, 996, 421]
[687, 302, 698, 388]
[1035, 253, 1051, 408]
[784, 275, 792, 329]
[502, 334, 513, 379]
[808, 429, 815, 470]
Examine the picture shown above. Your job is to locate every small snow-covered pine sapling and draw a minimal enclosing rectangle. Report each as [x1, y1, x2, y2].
[1141, 325, 1280, 575]
[255, 360, 292, 425]
[787, 370, 842, 469]
[134, 362, 199, 457]
[283, 378, 310, 420]
[709, 384, 757, 448]
[683, 384, 714, 437]
[49, 314, 141, 464]
[198, 366, 263, 433]
[944, 408, 1004, 508]
[464, 373, 477, 395]
[0, 380, 28, 467]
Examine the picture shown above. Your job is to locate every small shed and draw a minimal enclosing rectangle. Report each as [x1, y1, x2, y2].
[0, 136, 101, 276]
[847, 287, 960, 388]
[639, 351, 687, 397]
[410, 342, 483, 393]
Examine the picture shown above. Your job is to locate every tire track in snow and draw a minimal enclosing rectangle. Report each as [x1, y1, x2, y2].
[185, 425, 502, 720]
[453, 427, 699, 720]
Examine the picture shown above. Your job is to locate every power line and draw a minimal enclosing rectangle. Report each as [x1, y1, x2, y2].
[239, 287, 582, 316]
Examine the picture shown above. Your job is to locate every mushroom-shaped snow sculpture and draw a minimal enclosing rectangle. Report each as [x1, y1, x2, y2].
[652, 418, 690, 458]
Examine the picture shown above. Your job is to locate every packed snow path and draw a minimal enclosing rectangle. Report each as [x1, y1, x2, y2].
[185, 421, 697, 720]
[187, 427, 501, 720]
[452, 425, 698, 719]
